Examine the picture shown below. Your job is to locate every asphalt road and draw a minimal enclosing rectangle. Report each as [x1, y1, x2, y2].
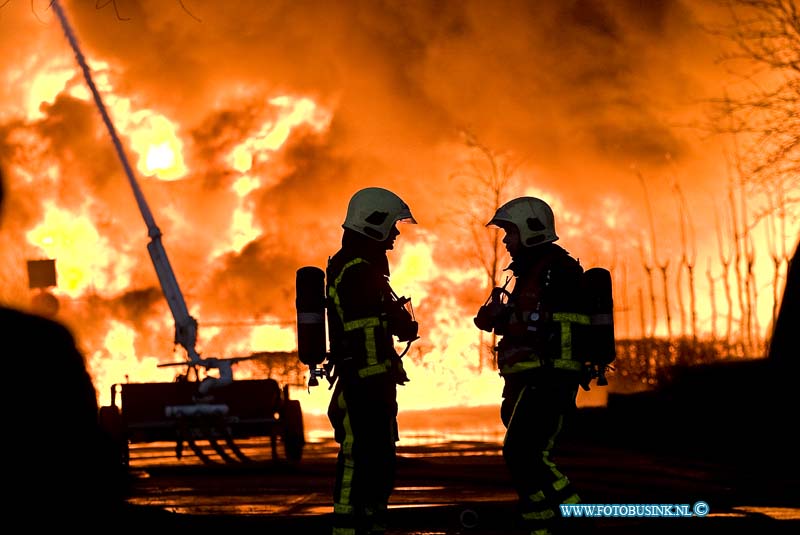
[120, 408, 800, 535]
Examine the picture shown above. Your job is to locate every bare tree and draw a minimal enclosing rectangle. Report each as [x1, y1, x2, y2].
[715, 201, 733, 349]
[658, 260, 673, 344]
[637, 237, 657, 338]
[706, 256, 719, 342]
[709, 1, 800, 203]
[450, 131, 519, 369]
[722, 140, 759, 356]
[707, 1, 800, 354]
[637, 171, 672, 340]
[764, 182, 791, 329]
[674, 181, 699, 340]
[638, 287, 647, 341]
[620, 260, 631, 339]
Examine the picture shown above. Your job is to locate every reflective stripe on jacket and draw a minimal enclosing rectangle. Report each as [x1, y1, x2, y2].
[496, 245, 588, 377]
[327, 255, 393, 380]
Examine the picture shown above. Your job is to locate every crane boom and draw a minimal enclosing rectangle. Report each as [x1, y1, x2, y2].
[52, 1, 201, 365]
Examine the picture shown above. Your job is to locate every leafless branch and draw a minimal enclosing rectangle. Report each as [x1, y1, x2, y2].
[95, 0, 130, 21]
[178, 0, 201, 23]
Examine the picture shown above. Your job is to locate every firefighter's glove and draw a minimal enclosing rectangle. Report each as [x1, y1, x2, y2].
[391, 356, 410, 386]
[387, 298, 419, 342]
[474, 305, 495, 332]
[474, 286, 510, 333]
[394, 318, 419, 343]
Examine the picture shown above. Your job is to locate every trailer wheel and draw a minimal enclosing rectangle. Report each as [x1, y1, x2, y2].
[281, 399, 305, 463]
[99, 405, 129, 468]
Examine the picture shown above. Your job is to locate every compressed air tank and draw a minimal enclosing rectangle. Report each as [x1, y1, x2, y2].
[583, 267, 616, 366]
[295, 266, 327, 366]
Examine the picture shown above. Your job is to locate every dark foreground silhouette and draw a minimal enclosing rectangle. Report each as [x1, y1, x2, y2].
[1, 168, 127, 525]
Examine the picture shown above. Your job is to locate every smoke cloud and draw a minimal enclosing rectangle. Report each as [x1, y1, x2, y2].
[0, 0, 791, 410]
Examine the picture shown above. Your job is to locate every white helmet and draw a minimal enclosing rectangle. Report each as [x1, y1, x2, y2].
[342, 187, 417, 241]
[487, 196, 558, 247]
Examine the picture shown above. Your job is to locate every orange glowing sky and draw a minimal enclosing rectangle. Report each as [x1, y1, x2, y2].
[0, 0, 797, 413]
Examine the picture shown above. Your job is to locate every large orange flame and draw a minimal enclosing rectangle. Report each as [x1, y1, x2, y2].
[2, 11, 795, 420]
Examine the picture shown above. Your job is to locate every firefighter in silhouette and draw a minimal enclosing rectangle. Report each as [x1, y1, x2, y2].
[0, 167, 127, 525]
[475, 197, 586, 535]
[327, 187, 418, 535]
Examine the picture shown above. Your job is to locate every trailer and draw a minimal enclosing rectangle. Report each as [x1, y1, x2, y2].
[99, 377, 304, 467]
[51, 3, 307, 468]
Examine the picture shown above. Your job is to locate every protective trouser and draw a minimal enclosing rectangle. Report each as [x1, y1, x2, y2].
[328, 378, 398, 535]
[501, 382, 581, 535]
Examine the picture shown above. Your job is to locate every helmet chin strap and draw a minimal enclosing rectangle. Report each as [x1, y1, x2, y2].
[397, 340, 413, 358]
[380, 225, 400, 250]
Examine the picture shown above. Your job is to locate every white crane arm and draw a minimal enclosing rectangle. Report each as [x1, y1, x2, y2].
[53, 0, 201, 365]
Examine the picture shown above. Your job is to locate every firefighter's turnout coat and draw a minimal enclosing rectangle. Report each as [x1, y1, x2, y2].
[492, 243, 587, 534]
[326, 230, 406, 535]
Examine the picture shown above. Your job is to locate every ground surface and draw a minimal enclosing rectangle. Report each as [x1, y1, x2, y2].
[119, 404, 800, 534]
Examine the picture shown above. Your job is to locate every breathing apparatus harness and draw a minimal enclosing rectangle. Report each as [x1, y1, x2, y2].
[296, 266, 419, 392]
[474, 255, 616, 390]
